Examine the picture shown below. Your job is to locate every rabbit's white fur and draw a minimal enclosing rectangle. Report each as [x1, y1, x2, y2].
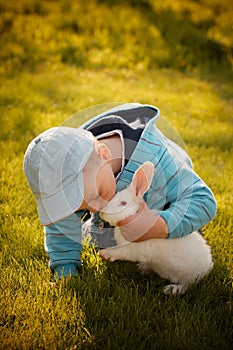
[99, 161, 213, 295]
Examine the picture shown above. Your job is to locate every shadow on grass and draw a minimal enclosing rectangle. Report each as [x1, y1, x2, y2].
[62, 253, 233, 349]
[98, 0, 231, 70]
[1, 0, 232, 75]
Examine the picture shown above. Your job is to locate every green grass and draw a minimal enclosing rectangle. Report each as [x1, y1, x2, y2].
[0, 0, 232, 349]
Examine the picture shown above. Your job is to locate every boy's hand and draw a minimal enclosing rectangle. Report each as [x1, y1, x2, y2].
[117, 201, 168, 241]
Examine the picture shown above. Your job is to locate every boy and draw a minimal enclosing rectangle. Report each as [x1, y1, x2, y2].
[23, 103, 217, 280]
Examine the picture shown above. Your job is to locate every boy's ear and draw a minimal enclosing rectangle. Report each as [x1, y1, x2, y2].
[97, 143, 112, 162]
[131, 161, 155, 199]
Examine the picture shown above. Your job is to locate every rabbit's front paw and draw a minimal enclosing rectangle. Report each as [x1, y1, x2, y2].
[99, 248, 117, 262]
[163, 284, 185, 295]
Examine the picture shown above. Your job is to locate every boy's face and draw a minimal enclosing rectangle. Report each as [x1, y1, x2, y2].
[78, 158, 116, 213]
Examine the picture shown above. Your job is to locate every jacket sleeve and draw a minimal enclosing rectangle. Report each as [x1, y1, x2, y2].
[159, 172, 217, 238]
[44, 212, 83, 278]
[148, 140, 217, 238]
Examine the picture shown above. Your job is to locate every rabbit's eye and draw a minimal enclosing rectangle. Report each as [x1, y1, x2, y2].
[120, 201, 127, 206]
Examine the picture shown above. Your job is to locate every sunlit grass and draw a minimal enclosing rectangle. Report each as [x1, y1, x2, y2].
[0, 0, 232, 73]
[0, 0, 232, 348]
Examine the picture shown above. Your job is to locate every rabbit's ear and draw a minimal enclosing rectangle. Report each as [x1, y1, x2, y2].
[131, 161, 155, 199]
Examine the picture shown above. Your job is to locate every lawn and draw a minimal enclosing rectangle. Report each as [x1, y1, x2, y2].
[0, 0, 232, 349]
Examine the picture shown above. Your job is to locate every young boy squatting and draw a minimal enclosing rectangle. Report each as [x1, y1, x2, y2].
[23, 103, 217, 280]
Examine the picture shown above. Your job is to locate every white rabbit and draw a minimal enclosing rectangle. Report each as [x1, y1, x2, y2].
[99, 161, 213, 295]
